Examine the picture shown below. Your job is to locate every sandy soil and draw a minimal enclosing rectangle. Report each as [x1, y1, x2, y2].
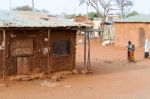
[0, 36, 150, 99]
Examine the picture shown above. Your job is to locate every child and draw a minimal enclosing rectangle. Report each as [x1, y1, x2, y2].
[130, 44, 135, 62]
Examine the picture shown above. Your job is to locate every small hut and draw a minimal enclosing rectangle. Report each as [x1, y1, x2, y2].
[114, 15, 150, 47]
[0, 10, 85, 76]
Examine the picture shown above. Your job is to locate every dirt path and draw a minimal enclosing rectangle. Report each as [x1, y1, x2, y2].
[0, 37, 150, 99]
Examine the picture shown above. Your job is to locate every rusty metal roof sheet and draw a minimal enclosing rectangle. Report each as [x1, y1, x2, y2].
[0, 10, 88, 28]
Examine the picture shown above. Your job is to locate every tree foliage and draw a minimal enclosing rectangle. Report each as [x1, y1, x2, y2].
[87, 12, 98, 19]
[14, 5, 33, 11]
[79, 0, 113, 21]
[79, 0, 134, 19]
[114, 0, 133, 18]
[14, 0, 34, 11]
[126, 11, 139, 17]
[14, 5, 49, 14]
[114, 0, 133, 8]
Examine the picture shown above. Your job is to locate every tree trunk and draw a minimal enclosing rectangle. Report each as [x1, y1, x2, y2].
[31, 0, 34, 9]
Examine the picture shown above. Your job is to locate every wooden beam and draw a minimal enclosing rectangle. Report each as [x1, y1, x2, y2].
[47, 28, 51, 79]
[84, 30, 87, 70]
[87, 32, 91, 71]
[1, 29, 6, 84]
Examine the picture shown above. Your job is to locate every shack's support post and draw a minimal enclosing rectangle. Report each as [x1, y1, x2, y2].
[0, 29, 6, 84]
[83, 29, 91, 73]
[71, 38, 76, 69]
[47, 28, 51, 79]
[84, 29, 87, 70]
[87, 31, 91, 71]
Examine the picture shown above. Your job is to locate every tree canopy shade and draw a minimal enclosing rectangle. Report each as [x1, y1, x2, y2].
[79, 0, 113, 21]
[114, 0, 133, 18]
[79, 0, 134, 20]
[126, 11, 139, 18]
[14, 0, 35, 11]
[114, 0, 133, 8]
[87, 12, 99, 19]
[14, 5, 33, 11]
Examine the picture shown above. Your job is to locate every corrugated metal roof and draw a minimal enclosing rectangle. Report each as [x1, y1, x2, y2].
[115, 15, 150, 23]
[0, 10, 88, 28]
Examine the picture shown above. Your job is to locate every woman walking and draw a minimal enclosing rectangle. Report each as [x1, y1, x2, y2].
[127, 41, 132, 61]
[127, 41, 135, 62]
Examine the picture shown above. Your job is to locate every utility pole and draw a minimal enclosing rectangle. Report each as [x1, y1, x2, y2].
[31, 0, 34, 9]
[121, 0, 124, 19]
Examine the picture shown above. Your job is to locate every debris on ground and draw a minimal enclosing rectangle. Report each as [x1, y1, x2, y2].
[81, 69, 89, 74]
[41, 80, 59, 87]
[72, 69, 79, 74]
[39, 73, 48, 79]
[8, 71, 74, 82]
[0, 83, 8, 87]
[95, 58, 98, 61]
[87, 85, 94, 91]
[9, 74, 45, 81]
[21, 77, 33, 81]
[81, 69, 93, 74]
[104, 60, 113, 64]
[63, 85, 72, 88]
[102, 40, 114, 46]
[50, 71, 73, 82]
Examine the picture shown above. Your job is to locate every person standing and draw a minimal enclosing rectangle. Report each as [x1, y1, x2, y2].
[127, 41, 132, 61]
[144, 39, 149, 58]
[130, 44, 135, 62]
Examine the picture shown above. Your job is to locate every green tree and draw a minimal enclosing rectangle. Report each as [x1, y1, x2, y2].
[126, 11, 139, 17]
[87, 12, 98, 19]
[114, 0, 133, 18]
[79, 0, 114, 39]
[79, 0, 113, 22]
[14, 5, 33, 11]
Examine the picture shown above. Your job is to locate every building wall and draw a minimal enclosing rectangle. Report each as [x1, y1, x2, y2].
[0, 28, 76, 76]
[0, 31, 3, 76]
[114, 22, 150, 48]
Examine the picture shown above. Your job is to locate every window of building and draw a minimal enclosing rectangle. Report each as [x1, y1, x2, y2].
[52, 40, 70, 56]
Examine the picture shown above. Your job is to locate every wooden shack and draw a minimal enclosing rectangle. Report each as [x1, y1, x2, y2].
[0, 11, 83, 76]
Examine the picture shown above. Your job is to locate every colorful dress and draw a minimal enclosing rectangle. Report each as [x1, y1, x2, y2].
[128, 43, 132, 61]
[130, 45, 135, 62]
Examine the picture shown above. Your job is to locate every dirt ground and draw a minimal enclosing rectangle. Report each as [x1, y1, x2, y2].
[0, 36, 150, 99]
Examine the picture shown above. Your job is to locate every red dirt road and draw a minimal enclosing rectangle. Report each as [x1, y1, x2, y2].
[0, 37, 150, 99]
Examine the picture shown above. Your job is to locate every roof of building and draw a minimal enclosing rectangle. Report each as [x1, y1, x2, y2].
[115, 15, 150, 23]
[0, 10, 88, 28]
